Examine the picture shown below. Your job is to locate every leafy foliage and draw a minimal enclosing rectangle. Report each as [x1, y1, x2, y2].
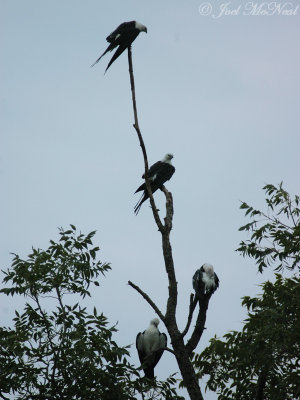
[192, 184, 300, 399]
[193, 275, 300, 400]
[0, 226, 182, 400]
[237, 183, 300, 272]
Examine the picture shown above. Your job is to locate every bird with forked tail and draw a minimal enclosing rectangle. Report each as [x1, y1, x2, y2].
[134, 153, 175, 215]
[91, 21, 147, 72]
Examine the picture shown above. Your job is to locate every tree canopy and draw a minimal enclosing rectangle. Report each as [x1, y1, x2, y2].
[238, 183, 300, 273]
[193, 274, 300, 400]
[192, 183, 300, 400]
[0, 226, 181, 400]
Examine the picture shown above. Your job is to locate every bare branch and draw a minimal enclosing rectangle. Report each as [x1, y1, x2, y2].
[127, 45, 204, 400]
[161, 186, 173, 233]
[156, 185, 178, 323]
[127, 46, 178, 325]
[164, 346, 176, 356]
[181, 294, 197, 338]
[127, 46, 164, 232]
[185, 295, 211, 355]
[128, 280, 165, 322]
[162, 234, 178, 324]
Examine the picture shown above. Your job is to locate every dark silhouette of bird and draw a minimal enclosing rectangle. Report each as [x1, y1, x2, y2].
[136, 318, 167, 379]
[91, 21, 147, 72]
[134, 153, 175, 214]
[193, 264, 219, 303]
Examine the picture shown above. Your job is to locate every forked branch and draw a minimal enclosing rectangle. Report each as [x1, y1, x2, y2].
[181, 294, 197, 338]
[186, 295, 211, 355]
[127, 45, 204, 400]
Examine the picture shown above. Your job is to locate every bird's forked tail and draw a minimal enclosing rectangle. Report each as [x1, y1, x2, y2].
[134, 193, 147, 215]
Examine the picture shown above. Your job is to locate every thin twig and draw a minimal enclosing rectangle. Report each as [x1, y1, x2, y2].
[185, 295, 210, 355]
[181, 294, 197, 338]
[127, 46, 164, 232]
[127, 46, 178, 323]
[128, 280, 165, 322]
[164, 346, 176, 356]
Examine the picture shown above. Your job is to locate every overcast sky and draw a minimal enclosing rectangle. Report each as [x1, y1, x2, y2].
[1, 1, 299, 398]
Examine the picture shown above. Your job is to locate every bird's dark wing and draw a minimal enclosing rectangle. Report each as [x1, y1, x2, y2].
[161, 332, 167, 348]
[142, 162, 175, 185]
[93, 32, 139, 71]
[214, 273, 220, 290]
[92, 21, 140, 69]
[136, 162, 164, 193]
[136, 331, 155, 379]
[106, 21, 136, 42]
[134, 164, 175, 214]
[199, 265, 205, 274]
[155, 332, 167, 366]
[193, 269, 205, 298]
[150, 164, 175, 192]
[141, 161, 163, 179]
[106, 22, 140, 50]
[136, 332, 146, 364]
[147, 332, 167, 373]
[134, 182, 145, 194]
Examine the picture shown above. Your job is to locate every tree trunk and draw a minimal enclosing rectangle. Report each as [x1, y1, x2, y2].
[168, 327, 204, 400]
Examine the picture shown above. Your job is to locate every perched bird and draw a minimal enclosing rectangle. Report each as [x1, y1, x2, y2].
[193, 264, 219, 301]
[136, 318, 167, 379]
[91, 20, 147, 72]
[134, 153, 175, 214]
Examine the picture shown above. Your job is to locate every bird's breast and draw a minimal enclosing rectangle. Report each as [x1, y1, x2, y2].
[144, 330, 160, 353]
[202, 273, 216, 291]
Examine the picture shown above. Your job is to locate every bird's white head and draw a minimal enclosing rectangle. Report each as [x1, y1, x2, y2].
[150, 318, 160, 327]
[162, 153, 174, 164]
[202, 263, 215, 277]
[135, 21, 147, 33]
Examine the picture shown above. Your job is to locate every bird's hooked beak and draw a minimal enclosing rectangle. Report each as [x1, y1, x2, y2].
[145, 27, 148, 33]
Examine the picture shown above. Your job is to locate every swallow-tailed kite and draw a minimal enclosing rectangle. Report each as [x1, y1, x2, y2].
[193, 264, 219, 301]
[134, 153, 175, 214]
[91, 21, 147, 72]
[136, 318, 167, 379]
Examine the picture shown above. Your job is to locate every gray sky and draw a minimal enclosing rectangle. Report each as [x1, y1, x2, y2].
[1, 1, 299, 398]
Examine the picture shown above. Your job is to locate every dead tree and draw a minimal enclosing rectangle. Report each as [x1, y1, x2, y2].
[127, 46, 214, 400]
